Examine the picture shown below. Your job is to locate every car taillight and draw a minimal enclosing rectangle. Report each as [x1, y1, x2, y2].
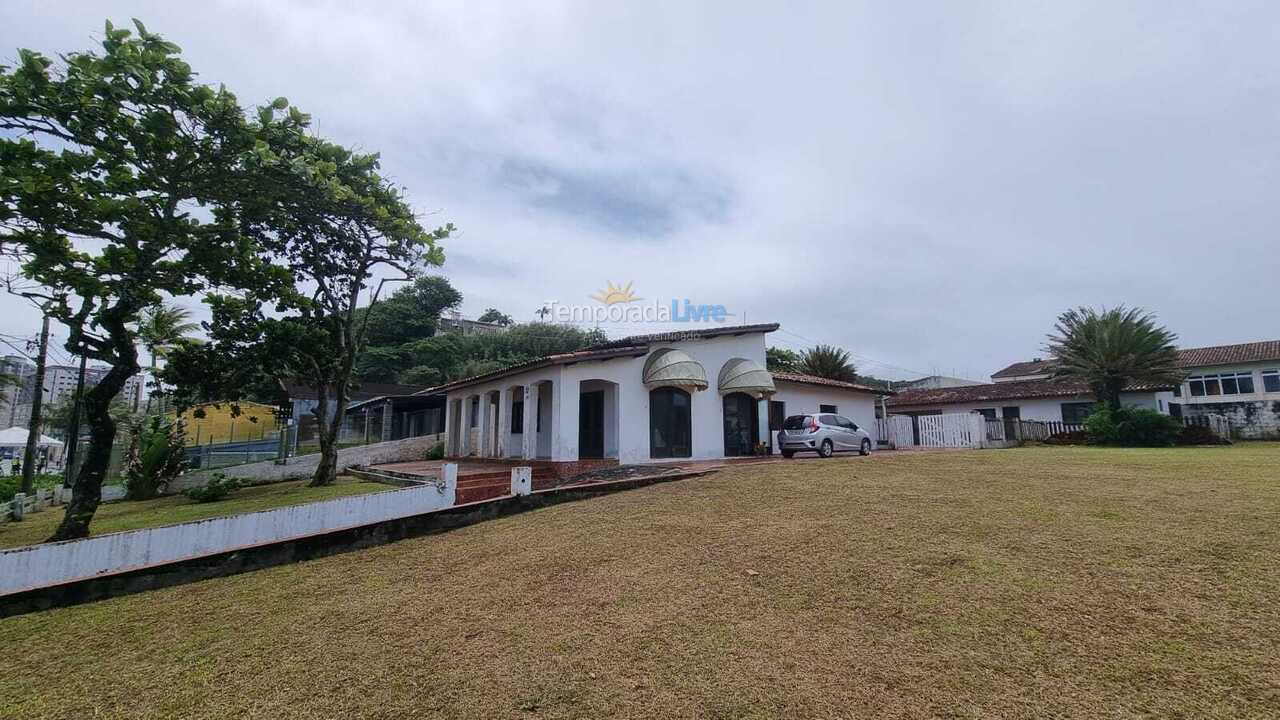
[807, 418, 819, 433]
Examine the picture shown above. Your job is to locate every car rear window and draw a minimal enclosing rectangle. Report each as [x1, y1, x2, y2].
[782, 415, 811, 430]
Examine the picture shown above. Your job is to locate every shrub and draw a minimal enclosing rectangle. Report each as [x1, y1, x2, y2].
[1176, 424, 1230, 446]
[424, 441, 445, 460]
[124, 416, 188, 500]
[1085, 406, 1183, 447]
[184, 473, 241, 503]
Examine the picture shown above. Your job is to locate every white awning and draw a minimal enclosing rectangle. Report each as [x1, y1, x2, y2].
[0, 427, 64, 447]
[642, 348, 708, 391]
[717, 358, 776, 398]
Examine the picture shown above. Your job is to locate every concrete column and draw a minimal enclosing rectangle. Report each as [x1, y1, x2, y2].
[443, 398, 455, 456]
[459, 396, 472, 456]
[757, 397, 771, 453]
[551, 379, 569, 461]
[382, 400, 394, 442]
[477, 392, 492, 458]
[496, 389, 510, 458]
[511, 466, 532, 496]
[522, 386, 537, 459]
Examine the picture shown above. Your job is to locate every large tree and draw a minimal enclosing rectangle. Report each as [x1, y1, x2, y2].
[797, 344, 858, 383]
[0, 21, 280, 540]
[1046, 306, 1183, 412]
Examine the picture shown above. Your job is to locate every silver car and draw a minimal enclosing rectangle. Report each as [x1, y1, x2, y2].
[779, 413, 873, 458]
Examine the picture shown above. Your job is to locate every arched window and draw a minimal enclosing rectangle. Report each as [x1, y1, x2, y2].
[650, 387, 692, 458]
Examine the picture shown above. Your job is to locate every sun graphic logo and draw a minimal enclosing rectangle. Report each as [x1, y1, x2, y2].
[590, 281, 641, 305]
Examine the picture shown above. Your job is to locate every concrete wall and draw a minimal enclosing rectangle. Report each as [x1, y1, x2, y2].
[171, 433, 444, 492]
[0, 467, 457, 597]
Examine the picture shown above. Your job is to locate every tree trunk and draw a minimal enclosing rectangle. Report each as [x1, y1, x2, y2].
[1102, 379, 1125, 414]
[48, 362, 134, 541]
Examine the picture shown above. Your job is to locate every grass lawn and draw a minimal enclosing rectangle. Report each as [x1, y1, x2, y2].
[0, 475, 388, 550]
[2, 444, 1278, 719]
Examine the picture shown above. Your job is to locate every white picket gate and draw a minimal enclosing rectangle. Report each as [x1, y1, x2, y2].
[876, 416, 916, 449]
[916, 413, 981, 449]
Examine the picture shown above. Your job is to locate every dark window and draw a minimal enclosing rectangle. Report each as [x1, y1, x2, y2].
[650, 387, 692, 458]
[783, 415, 810, 430]
[819, 404, 837, 413]
[1264, 371, 1280, 393]
[975, 408, 997, 420]
[819, 414, 840, 426]
[768, 401, 786, 431]
[536, 396, 542, 432]
[1173, 384, 1181, 397]
[1001, 406, 1021, 419]
[1221, 376, 1239, 395]
[1169, 402, 1183, 418]
[1189, 378, 1206, 397]
[1238, 375, 1255, 394]
[1205, 378, 1221, 396]
[511, 400, 524, 434]
[1061, 402, 1096, 425]
[469, 397, 479, 427]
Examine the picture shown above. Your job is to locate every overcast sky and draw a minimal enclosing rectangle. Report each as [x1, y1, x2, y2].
[2, 1, 1278, 380]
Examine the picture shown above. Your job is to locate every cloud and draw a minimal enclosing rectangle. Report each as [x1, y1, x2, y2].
[2, 0, 1278, 379]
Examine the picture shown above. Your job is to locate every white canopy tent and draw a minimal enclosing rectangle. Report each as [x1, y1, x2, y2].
[0, 427, 65, 448]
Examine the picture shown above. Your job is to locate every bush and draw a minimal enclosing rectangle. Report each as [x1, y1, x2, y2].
[424, 441, 445, 460]
[184, 473, 241, 503]
[1176, 424, 1230, 446]
[124, 416, 188, 500]
[1085, 406, 1183, 447]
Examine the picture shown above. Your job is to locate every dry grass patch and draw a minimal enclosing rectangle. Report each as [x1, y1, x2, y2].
[1, 444, 1278, 718]
[0, 475, 387, 550]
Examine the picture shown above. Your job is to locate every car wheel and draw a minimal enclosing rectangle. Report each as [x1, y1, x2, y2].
[818, 439, 834, 458]
[781, 450, 795, 459]
[860, 438, 871, 456]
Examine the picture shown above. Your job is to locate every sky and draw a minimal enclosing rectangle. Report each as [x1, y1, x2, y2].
[2, 1, 1278, 381]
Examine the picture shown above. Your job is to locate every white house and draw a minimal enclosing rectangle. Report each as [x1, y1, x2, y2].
[429, 324, 885, 474]
[1170, 340, 1280, 439]
[887, 377, 1175, 426]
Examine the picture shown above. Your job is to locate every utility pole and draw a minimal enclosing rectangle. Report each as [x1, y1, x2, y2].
[62, 353, 88, 487]
[21, 310, 50, 495]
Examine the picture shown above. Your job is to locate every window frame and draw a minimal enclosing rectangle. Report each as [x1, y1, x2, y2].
[819, 404, 838, 414]
[1263, 370, 1280, 394]
[1187, 372, 1256, 398]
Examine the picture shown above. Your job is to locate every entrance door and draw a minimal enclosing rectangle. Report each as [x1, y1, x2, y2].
[650, 387, 692, 458]
[723, 393, 758, 456]
[579, 390, 605, 459]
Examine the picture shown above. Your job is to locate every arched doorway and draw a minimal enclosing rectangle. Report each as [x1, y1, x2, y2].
[649, 387, 692, 458]
[722, 392, 759, 456]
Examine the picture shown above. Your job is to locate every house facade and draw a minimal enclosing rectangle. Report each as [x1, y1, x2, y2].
[887, 378, 1174, 425]
[1171, 341, 1280, 439]
[431, 324, 884, 471]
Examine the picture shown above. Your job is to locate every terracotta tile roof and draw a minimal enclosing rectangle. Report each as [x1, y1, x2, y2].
[772, 372, 891, 396]
[886, 377, 1173, 407]
[990, 359, 1056, 378]
[1177, 340, 1280, 368]
[589, 323, 782, 350]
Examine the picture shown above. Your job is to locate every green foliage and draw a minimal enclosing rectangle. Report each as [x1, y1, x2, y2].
[766, 346, 799, 372]
[184, 472, 240, 503]
[359, 276, 462, 348]
[42, 391, 136, 435]
[424, 441, 445, 461]
[0, 473, 62, 504]
[477, 308, 514, 326]
[1085, 406, 1182, 447]
[1047, 306, 1183, 411]
[797, 344, 858, 382]
[123, 416, 187, 500]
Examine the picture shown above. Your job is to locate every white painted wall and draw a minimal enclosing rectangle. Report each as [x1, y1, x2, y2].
[768, 381, 879, 454]
[0, 467, 459, 596]
[890, 391, 1168, 422]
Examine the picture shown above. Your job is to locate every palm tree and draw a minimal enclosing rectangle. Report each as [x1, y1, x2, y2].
[797, 344, 858, 382]
[136, 303, 199, 413]
[1045, 306, 1183, 412]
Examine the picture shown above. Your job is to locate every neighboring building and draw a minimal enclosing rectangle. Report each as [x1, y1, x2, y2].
[990, 359, 1055, 383]
[1172, 340, 1280, 439]
[0, 355, 36, 427]
[437, 312, 506, 337]
[896, 375, 983, 391]
[988, 339, 1280, 438]
[278, 380, 433, 424]
[886, 378, 1175, 426]
[430, 324, 888, 472]
[8, 362, 145, 428]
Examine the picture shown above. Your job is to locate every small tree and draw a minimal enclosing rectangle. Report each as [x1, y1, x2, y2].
[477, 308, 514, 326]
[0, 21, 280, 540]
[797, 344, 858, 382]
[1046, 306, 1183, 412]
[137, 302, 198, 413]
[766, 346, 800, 372]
